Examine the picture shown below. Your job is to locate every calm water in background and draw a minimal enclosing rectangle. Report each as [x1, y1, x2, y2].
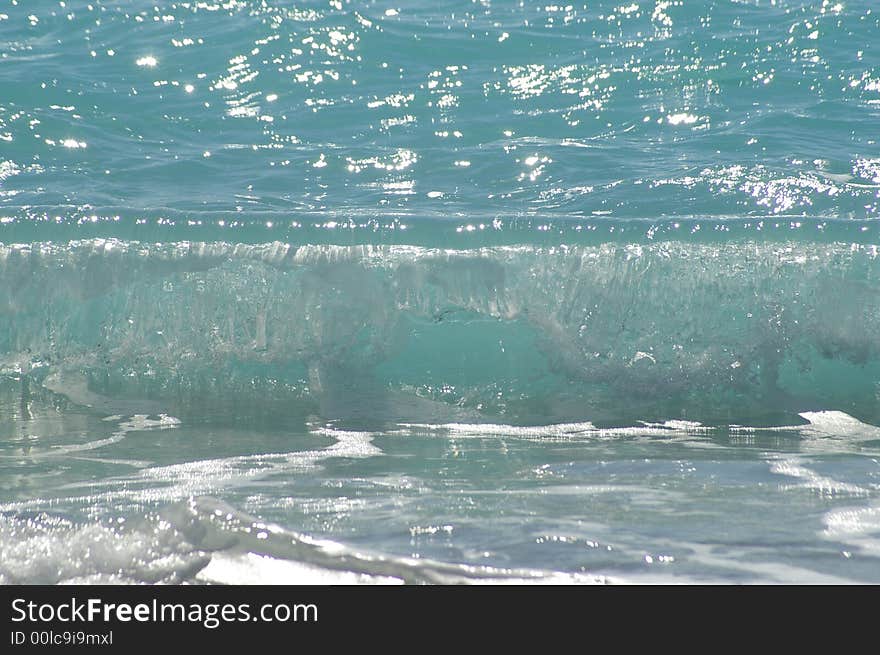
[1, 0, 880, 583]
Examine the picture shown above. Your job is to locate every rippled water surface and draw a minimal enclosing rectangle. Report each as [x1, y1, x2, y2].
[2, 1, 880, 583]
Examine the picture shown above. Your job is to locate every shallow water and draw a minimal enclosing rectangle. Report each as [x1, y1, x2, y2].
[2, 1, 880, 583]
[3, 380, 880, 584]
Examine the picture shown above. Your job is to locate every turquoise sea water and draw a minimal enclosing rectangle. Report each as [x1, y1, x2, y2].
[2, 0, 880, 583]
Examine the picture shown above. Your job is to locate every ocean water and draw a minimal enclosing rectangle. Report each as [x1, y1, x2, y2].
[1, 0, 880, 584]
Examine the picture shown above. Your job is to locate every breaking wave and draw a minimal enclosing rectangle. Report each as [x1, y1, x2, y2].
[2, 229, 879, 424]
